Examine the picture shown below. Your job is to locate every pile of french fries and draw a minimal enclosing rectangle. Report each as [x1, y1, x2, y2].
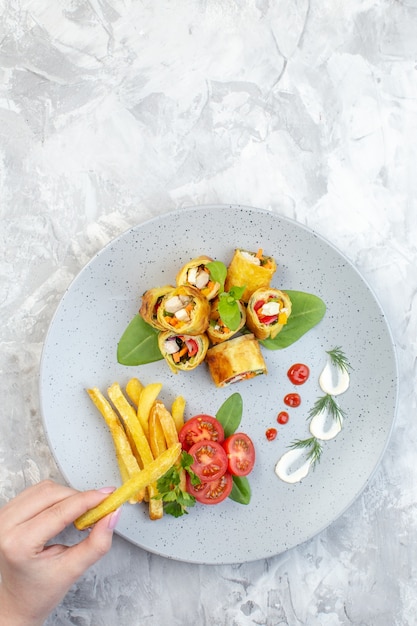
[74, 378, 186, 530]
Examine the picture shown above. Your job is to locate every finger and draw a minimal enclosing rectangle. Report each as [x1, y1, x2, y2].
[25, 488, 117, 550]
[50, 508, 121, 581]
[0, 480, 78, 529]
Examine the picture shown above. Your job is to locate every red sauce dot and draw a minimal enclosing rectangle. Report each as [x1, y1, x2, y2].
[265, 428, 277, 441]
[287, 363, 310, 385]
[284, 393, 301, 408]
[277, 411, 289, 425]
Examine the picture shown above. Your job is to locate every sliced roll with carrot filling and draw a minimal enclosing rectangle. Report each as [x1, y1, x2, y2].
[158, 332, 209, 373]
[139, 285, 175, 330]
[246, 288, 292, 340]
[225, 248, 277, 303]
[157, 285, 210, 335]
[206, 296, 246, 345]
[205, 334, 267, 387]
[176, 255, 220, 301]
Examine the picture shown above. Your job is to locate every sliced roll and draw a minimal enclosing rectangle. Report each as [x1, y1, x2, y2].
[246, 288, 292, 340]
[224, 248, 277, 303]
[158, 332, 209, 373]
[176, 255, 221, 301]
[156, 285, 210, 335]
[206, 296, 246, 345]
[205, 334, 267, 387]
[139, 285, 175, 330]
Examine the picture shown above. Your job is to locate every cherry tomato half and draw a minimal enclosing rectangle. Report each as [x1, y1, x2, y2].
[223, 433, 255, 477]
[188, 440, 228, 482]
[178, 414, 224, 451]
[186, 472, 233, 504]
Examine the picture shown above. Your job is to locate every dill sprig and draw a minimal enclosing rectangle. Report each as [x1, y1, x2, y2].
[307, 393, 346, 426]
[326, 346, 352, 373]
[288, 437, 323, 466]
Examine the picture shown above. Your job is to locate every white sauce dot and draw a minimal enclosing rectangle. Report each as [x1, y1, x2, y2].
[319, 361, 350, 396]
[274, 448, 312, 484]
[309, 408, 343, 441]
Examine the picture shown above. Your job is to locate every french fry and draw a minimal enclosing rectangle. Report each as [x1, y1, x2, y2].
[86, 388, 144, 503]
[137, 382, 162, 439]
[151, 401, 186, 491]
[107, 382, 163, 519]
[152, 401, 179, 447]
[149, 409, 168, 458]
[74, 443, 181, 530]
[171, 395, 186, 433]
[125, 377, 143, 408]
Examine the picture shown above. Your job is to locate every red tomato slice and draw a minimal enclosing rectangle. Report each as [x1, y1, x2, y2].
[223, 433, 255, 477]
[178, 415, 224, 451]
[186, 472, 233, 504]
[188, 440, 228, 482]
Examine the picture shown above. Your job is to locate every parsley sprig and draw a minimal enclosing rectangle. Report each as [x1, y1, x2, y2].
[155, 451, 200, 517]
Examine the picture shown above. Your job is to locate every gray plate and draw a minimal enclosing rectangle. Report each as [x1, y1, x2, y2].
[39, 205, 398, 564]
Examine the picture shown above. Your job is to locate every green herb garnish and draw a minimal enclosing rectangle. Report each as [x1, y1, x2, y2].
[288, 436, 323, 466]
[206, 260, 227, 292]
[260, 290, 326, 350]
[156, 451, 200, 517]
[217, 285, 246, 331]
[326, 346, 352, 373]
[215, 392, 243, 438]
[307, 393, 346, 426]
[229, 475, 251, 505]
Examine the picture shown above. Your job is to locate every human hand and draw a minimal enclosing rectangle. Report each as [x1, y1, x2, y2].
[0, 480, 121, 626]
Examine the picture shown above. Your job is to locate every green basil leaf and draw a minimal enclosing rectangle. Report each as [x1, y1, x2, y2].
[206, 261, 227, 291]
[215, 392, 243, 437]
[117, 314, 163, 365]
[229, 475, 251, 505]
[260, 290, 326, 350]
[217, 296, 241, 331]
[229, 285, 245, 300]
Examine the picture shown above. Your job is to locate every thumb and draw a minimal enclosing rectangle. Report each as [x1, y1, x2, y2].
[61, 507, 121, 580]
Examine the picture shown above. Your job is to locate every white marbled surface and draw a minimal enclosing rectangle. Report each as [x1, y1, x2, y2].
[1, 1, 417, 624]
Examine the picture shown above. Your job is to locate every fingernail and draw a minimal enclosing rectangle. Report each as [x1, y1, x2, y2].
[98, 486, 116, 494]
[108, 508, 121, 530]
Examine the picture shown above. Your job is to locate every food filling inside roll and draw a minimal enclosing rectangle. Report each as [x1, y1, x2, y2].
[239, 249, 275, 269]
[253, 296, 289, 326]
[162, 294, 195, 327]
[163, 335, 201, 366]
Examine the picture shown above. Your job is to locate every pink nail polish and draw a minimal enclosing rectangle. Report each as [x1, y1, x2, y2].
[108, 508, 121, 530]
[98, 486, 116, 494]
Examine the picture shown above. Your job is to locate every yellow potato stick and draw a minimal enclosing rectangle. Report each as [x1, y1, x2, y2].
[107, 383, 161, 514]
[148, 492, 164, 520]
[107, 383, 154, 467]
[171, 395, 186, 432]
[137, 383, 163, 438]
[115, 450, 142, 504]
[125, 377, 143, 408]
[149, 410, 168, 458]
[151, 401, 186, 490]
[152, 401, 179, 448]
[74, 443, 181, 530]
[86, 388, 144, 502]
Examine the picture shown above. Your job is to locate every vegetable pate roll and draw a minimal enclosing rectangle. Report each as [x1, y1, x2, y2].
[246, 288, 292, 340]
[206, 296, 246, 345]
[156, 284, 210, 335]
[224, 248, 277, 303]
[176, 255, 221, 301]
[158, 331, 209, 373]
[139, 285, 175, 330]
[205, 334, 267, 387]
